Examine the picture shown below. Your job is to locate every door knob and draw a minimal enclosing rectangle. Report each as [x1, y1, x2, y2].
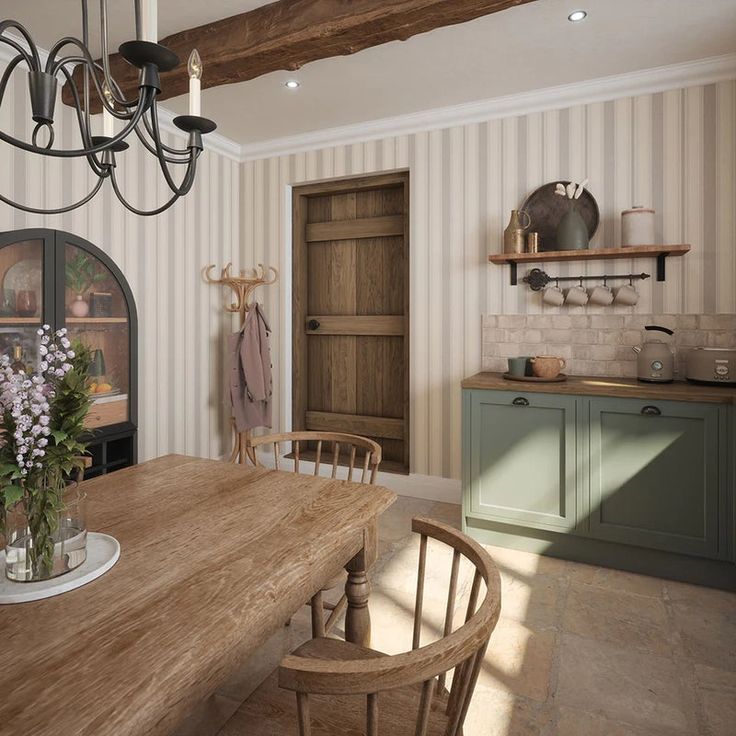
[307, 319, 320, 331]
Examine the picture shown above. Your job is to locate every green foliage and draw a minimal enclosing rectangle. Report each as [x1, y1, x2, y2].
[0, 338, 93, 576]
[65, 252, 106, 295]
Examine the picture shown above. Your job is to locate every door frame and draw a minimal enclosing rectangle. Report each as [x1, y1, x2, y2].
[291, 171, 410, 471]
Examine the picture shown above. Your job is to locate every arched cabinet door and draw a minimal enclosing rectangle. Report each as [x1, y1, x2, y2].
[0, 229, 138, 477]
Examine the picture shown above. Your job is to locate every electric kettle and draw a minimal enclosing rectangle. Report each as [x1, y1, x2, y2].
[632, 325, 675, 383]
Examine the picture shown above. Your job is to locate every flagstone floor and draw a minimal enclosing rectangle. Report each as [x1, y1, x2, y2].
[180, 495, 736, 736]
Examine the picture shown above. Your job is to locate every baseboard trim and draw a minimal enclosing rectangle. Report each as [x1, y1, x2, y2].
[249, 453, 461, 504]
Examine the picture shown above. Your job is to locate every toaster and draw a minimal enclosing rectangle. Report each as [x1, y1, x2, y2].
[686, 348, 736, 385]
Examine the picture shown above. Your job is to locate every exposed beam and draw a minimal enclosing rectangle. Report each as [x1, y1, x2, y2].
[63, 0, 536, 111]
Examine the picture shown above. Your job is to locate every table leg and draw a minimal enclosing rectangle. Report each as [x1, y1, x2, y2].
[345, 547, 370, 647]
[344, 523, 377, 647]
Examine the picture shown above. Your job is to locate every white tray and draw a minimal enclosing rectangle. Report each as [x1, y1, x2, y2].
[0, 532, 120, 604]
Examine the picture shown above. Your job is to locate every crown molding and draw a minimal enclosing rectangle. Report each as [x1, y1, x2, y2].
[3, 32, 735, 166]
[239, 53, 736, 162]
[0, 33, 241, 162]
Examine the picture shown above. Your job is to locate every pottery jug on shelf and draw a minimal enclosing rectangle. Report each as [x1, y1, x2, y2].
[556, 202, 589, 251]
[503, 209, 531, 254]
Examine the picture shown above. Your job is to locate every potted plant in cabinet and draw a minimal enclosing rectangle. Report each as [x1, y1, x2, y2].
[65, 252, 107, 318]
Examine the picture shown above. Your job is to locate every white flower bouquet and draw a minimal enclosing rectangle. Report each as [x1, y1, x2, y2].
[0, 326, 92, 579]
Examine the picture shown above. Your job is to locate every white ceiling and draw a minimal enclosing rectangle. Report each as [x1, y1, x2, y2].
[5, 0, 736, 145]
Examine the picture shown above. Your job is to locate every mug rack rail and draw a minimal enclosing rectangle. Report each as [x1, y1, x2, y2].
[523, 268, 651, 292]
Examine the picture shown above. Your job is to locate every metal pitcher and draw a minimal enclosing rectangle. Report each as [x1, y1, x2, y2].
[503, 209, 531, 254]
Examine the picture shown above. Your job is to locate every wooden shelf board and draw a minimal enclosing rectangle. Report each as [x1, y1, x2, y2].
[489, 244, 690, 265]
[0, 317, 40, 325]
[66, 317, 128, 324]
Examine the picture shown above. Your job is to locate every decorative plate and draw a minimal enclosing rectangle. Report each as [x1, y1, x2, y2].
[503, 372, 568, 383]
[2, 258, 42, 306]
[0, 533, 120, 604]
[521, 182, 600, 252]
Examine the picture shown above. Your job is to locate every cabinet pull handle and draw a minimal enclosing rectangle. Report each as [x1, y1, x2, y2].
[512, 397, 530, 407]
[641, 405, 661, 416]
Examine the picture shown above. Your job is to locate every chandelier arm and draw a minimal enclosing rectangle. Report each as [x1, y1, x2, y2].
[140, 104, 193, 157]
[0, 54, 24, 102]
[148, 105, 205, 192]
[0, 86, 155, 157]
[98, 0, 136, 108]
[134, 124, 192, 164]
[0, 37, 36, 72]
[58, 65, 107, 178]
[109, 165, 190, 217]
[0, 22, 41, 69]
[0, 174, 106, 216]
[57, 57, 136, 120]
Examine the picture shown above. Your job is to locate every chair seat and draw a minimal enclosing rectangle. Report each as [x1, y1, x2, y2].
[217, 638, 456, 736]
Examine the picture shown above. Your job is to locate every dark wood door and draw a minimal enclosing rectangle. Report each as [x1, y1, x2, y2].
[293, 173, 409, 473]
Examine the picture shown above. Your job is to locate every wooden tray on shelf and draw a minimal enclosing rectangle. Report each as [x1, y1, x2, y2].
[503, 373, 567, 383]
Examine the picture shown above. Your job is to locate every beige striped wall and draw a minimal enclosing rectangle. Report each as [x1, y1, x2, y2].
[0, 59, 241, 464]
[240, 80, 736, 480]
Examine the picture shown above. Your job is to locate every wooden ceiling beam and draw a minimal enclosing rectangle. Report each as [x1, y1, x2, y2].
[63, 0, 536, 112]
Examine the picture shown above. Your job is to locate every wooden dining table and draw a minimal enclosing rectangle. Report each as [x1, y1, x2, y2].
[1, 455, 396, 736]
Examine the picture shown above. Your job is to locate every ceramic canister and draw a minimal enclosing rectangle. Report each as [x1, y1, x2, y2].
[621, 206, 655, 246]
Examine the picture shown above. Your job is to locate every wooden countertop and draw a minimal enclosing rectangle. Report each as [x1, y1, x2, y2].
[462, 372, 736, 404]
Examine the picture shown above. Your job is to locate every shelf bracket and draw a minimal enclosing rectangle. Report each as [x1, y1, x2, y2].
[509, 262, 518, 286]
[656, 253, 667, 281]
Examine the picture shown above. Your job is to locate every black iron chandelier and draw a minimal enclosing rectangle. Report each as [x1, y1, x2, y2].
[0, 0, 217, 216]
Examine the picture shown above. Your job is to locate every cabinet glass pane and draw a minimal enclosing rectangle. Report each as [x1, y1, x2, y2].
[63, 243, 129, 429]
[0, 239, 44, 326]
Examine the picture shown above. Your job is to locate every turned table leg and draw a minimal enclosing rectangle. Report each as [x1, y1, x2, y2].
[344, 524, 377, 647]
[345, 548, 370, 647]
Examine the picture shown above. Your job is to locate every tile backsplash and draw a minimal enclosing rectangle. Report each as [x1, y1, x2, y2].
[482, 314, 736, 379]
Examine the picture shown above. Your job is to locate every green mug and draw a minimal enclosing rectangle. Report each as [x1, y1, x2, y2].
[507, 357, 531, 377]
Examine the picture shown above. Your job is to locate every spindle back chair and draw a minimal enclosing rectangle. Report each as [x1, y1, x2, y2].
[229, 517, 501, 736]
[248, 431, 382, 485]
[247, 430, 382, 636]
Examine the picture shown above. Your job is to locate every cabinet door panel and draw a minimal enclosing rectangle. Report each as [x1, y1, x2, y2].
[467, 390, 577, 531]
[589, 398, 720, 558]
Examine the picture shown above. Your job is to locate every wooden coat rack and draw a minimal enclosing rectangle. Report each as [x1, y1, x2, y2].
[203, 262, 278, 465]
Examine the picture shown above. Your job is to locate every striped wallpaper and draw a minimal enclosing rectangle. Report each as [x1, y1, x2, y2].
[0, 59, 241, 465]
[240, 80, 736, 480]
[2, 56, 735, 482]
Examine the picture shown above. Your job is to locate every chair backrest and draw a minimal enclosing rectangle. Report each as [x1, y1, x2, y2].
[278, 517, 502, 736]
[247, 431, 382, 485]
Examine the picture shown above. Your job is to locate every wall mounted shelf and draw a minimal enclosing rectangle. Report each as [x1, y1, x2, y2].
[489, 244, 691, 286]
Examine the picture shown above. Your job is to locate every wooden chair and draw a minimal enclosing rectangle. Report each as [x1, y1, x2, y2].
[247, 431, 383, 636]
[220, 517, 502, 736]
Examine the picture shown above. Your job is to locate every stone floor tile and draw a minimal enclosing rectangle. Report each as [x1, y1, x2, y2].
[550, 705, 684, 736]
[695, 664, 736, 736]
[427, 500, 463, 528]
[670, 602, 736, 672]
[496, 569, 562, 630]
[377, 495, 435, 543]
[563, 584, 675, 656]
[482, 543, 570, 580]
[556, 633, 697, 733]
[665, 579, 736, 616]
[464, 689, 553, 736]
[568, 562, 665, 598]
[476, 617, 557, 702]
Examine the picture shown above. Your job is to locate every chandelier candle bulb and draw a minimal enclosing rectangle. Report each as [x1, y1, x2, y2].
[188, 50, 203, 117]
[139, 0, 158, 43]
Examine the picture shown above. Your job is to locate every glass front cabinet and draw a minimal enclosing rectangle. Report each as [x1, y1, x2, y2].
[0, 229, 137, 478]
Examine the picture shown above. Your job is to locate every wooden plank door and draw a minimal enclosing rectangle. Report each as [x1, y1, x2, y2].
[293, 173, 409, 473]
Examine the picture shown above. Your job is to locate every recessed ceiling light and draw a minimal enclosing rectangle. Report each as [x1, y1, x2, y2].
[285, 80, 300, 89]
[568, 10, 587, 22]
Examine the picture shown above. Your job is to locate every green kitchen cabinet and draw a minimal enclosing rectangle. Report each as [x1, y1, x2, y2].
[464, 389, 578, 532]
[588, 397, 723, 559]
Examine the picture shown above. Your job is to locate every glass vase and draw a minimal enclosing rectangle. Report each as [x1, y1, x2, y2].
[4, 485, 88, 582]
